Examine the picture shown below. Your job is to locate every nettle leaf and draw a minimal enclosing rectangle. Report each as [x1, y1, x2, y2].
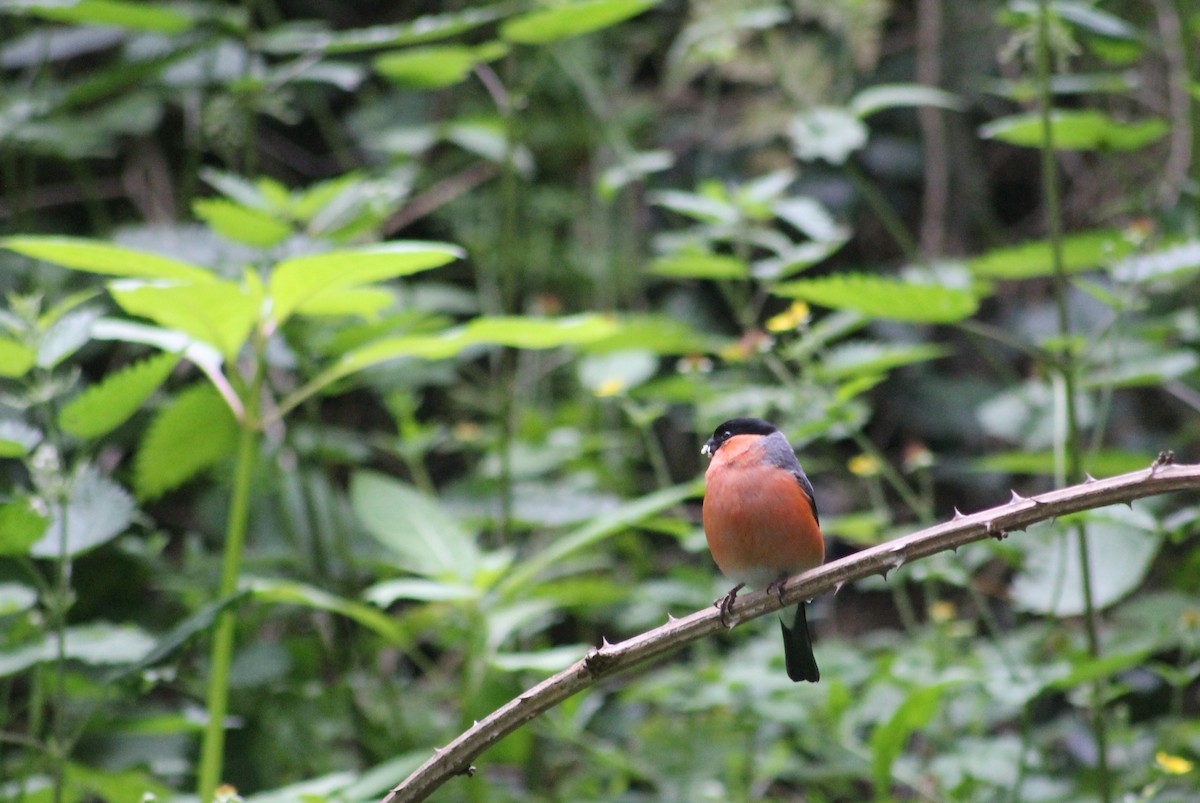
[500, 0, 657, 44]
[970, 229, 1134, 278]
[58, 351, 180, 439]
[294, 286, 395, 319]
[1111, 240, 1200, 285]
[0, 623, 157, 678]
[110, 278, 260, 360]
[37, 306, 102, 369]
[134, 383, 238, 500]
[0, 336, 36, 378]
[1012, 507, 1161, 616]
[373, 42, 508, 88]
[16, 0, 193, 33]
[350, 470, 479, 581]
[0, 498, 49, 557]
[245, 578, 406, 643]
[774, 274, 978, 323]
[979, 110, 1168, 151]
[818, 342, 952, 380]
[269, 242, 463, 325]
[790, 107, 868, 164]
[31, 466, 134, 558]
[192, 198, 293, 248]
[1, 236, 212, 282]
[0, 419, 42, 456]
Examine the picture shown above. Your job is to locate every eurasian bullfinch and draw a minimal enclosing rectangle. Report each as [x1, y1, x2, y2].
[701, 417, 824, 683]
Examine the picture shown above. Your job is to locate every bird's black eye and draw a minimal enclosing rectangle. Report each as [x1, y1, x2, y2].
[722, 430, 731, 439]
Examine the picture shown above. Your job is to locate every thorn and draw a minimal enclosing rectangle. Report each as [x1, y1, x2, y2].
[433, 747, 444, 755]
[1084, 472, 1097, 483]
[952, 507, 965, 520]
[833, 581, 845, 595]
[600, 636, 612, 648]
[666, 612, 676, 622]
[1009, 490, 1027, 504]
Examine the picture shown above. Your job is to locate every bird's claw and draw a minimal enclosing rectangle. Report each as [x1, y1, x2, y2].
[714, 583, 745, 627]
[766, 575, 788, 606]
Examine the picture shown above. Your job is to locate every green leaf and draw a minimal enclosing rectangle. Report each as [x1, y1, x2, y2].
[969, 229, 1134, 278]
[774, 274, 979, 323]
[293, 286, 395, 319]
[1084, 350, 1199, 389]
[1, 236, 213, 282]
[1111, 240, 1200, 285]
[333, 314, 619, 378]
[17, 0, 193, 32]
[849, 83, 965, 118]
[494, 479, 701, 597]
[58, 351, 180, 439]
[0, 623, 157, 678]
[870, 683, 952, 796]
[0, 498, 49, 556]
[1012, 508, 1162, 616]
[259, 8, 504, 54]
[0, 419, 42, 457]
[269, 241, 463, 325]
[192, 198, 293, 248]
[37, 306, 102, 369]
[350, 470, 480, 581]
[110, 278, 260, 360]
[245, 577, 407, 643]
[500, 0, 657, 44]
[789, 107, 868, 164]
[134, 383, 238, 500]
[0, 336, 36, 378]
[364, 578, 480, 605]
[31, 466, 134, 559]
[972, 449, 1151, 477]
[373, 42, 508, 88]
[581, 315, 722, 355]
[979, 110, 1168, 151]
[0, 583, 37, 615]
[108, 592, 250, 680]
[818, 342, 952, 380]
[578, 350, 658, 395]
[649, 251, 749, 280]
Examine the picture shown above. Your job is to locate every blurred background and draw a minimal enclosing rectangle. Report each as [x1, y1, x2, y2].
[1, 1, 1199, 800]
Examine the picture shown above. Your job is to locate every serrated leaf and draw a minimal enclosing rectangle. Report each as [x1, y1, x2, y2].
[0, 498, 49, 556]
[37, 306, 102, 369]
[1084, 350, 1199, 389]
[192, 198, 293, 248]
[294, 286, 395, 319]
[970, 229, 1134, 278]
[31, 466, 134, 558]
[0, 336, 36, 378]
[648, 189, 738, 223]
[649, 251, 748, 280]
[58, 351, 180, 439]
[0, 419, 42, 456]
[871, 683, 953, 796]
[373, 42, 508, 88]
[269, 241, 463, 325]
[350, 470, 479, 580]
[979, 110, 1168, 151]
[774, 274, 979, 323]
[1, 236, 212, 282]
[790, 107, 868, 164]
[500, 0, 656, 44]
[1012, 509, 1161, 616]
[134, 384, 238, 500]
[819, 342, 951, 380]
[110, 278, 260, 360]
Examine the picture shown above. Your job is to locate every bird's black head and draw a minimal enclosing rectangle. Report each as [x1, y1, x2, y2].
[701, 417, 780, 456]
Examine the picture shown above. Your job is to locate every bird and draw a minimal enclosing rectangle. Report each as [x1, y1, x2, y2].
[700, 417, 824, 683]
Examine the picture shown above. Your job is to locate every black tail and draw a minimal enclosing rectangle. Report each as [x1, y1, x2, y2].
[780, 603, 820, 683]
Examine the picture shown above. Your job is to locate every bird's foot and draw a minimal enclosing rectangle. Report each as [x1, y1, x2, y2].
[714, 583, 745, 627]
[766, 575, 788, 606]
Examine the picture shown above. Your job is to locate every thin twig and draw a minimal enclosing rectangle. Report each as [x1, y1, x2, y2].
[382, 458, 1200, 803]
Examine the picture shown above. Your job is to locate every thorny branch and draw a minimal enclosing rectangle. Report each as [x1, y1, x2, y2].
[383, 457, 1200, 803]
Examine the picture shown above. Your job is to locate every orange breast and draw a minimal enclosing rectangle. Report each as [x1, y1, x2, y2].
[702, 437, 824, 588]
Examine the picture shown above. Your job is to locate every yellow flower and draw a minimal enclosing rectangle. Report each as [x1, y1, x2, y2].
[1156, 752, 1194, 775]
[594, 377, 626, 397]
[848, 453, 881, 477]
[929, 600, 957, 623]
[766, 300, 811, 332]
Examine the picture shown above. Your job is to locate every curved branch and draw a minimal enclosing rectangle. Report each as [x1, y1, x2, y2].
[383, 456, 1200, 803]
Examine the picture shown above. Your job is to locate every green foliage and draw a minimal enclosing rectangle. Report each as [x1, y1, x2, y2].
[1, 0, 1198, 801]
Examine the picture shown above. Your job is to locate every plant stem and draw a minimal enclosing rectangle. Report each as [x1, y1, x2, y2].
[196, 364, 262, 802]
[1034, 2, 1110, 800]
